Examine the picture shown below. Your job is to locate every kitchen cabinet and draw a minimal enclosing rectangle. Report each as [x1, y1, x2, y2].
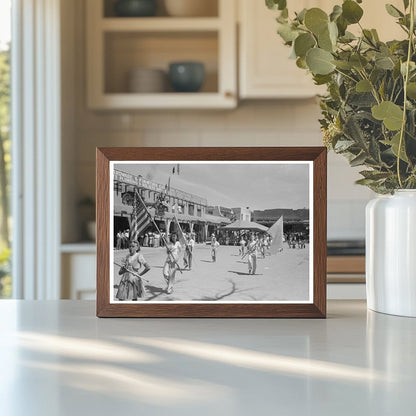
[61, 245, 96, 300]
[239, 0, 325, 99]
[86, 0, 237, 109]
[238, 0, 404, 99]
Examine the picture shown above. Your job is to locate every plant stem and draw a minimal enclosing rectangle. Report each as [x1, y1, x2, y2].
[334, 68, 358, 84]
[358, 69, 381, 104]
[397, 0, 415, 188]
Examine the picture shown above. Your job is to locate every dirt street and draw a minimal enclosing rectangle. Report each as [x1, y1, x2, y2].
[113, 244, 310, 302]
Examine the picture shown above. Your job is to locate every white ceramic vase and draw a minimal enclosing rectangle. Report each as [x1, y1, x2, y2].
[366, 190, 416, 317]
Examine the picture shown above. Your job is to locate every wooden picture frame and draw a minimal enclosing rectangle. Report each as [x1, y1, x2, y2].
[96, 147, 327, 318]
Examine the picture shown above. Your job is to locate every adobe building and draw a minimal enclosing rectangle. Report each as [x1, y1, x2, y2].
[252, 208, 309, 235]
[113, 169, 231, 244]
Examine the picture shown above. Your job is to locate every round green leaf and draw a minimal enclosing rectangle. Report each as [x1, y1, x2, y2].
[371, 101, 404, 131]
[306, 48, 335, 75]
[330, 5, 342, 22]
[294, 33, 316, 58]
[304, 8, 328, 35]
[375, 56, 395, 70]
[318, 28, 333, 52]
[266, 0, 287, 11]
[333, 60, 352, 70]
[277, 23, 298, 43]
[318, 22, 338, 52]
[296, 8, 307, 23]
[336, 15, 348, 36]
[342, 0, 363, 24]
[385, 4, 403, 18]
[407, 82, 416, 99]
[328, 21, 338, 43]
[350, 54, 368, 70]
[313, 74, 332, 85]
[356, 79, 372, 92]
[296, 57, 308, 69]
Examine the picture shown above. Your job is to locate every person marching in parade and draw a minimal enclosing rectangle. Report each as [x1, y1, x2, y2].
[239, 235, 246, 257]
[163, 232, 182, 294]
[116, 240, 150, 301]
[211, 235, 220, 262]
[183, 233, 195, 270]
[247, 233, 259, 275]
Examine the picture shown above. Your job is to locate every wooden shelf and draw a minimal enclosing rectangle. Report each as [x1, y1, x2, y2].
[327, 256, 365, 274]
[327, 256, 365, 284]
[89, 92, 235, 110]
[101, 17, 221, 32]
[61, 243, 96, 253]
[86, 0, 237, 109]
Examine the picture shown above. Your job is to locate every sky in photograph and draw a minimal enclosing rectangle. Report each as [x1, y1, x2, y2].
[115, 162, 310, 211]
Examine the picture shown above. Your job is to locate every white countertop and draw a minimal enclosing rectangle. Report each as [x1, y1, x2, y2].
[0, 300, 415, 415]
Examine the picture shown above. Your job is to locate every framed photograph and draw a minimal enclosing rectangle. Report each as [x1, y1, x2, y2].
[96, 147, 326, 318]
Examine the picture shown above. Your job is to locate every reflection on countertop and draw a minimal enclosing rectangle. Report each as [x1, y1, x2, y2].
[1, 300, 416, 415]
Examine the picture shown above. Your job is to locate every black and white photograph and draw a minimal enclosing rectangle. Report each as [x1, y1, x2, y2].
[110, 161, 313, 304]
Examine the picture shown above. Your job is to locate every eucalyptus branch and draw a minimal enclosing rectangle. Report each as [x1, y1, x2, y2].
[397, 0, 415, 188]
[398, 23, 410, 35]
[358, 69, 381, 104]
[390, 79, 398, 101]
[393, 85, 404, 103]
[267, 0, 416, 193]
[334, 68, 358, 84]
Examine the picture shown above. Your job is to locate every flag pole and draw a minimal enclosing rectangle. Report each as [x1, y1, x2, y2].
[114, 262, 150, 283]
[241, 240, 259, 261]
[134, 188, 183, 274]
[173, 215, 197, 270]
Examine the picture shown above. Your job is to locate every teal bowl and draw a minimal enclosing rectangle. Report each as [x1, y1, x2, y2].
[114, 0, 157, 17]
[168, 62, 205, 93]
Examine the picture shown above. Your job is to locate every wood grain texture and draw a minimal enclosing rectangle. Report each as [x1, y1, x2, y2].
[327, 256, 365, 274]
[96, 148, 110, 317]
[313, 148, 327, 318]
[96, 147, 327, 318]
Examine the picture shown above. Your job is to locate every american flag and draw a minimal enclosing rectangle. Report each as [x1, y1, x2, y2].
[130, 190, 151, 242]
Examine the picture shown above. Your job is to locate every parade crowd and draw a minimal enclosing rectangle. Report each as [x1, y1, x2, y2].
[114, 229, 308, 301]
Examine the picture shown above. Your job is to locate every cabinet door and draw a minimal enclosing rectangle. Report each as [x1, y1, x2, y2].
[62, 253, 96, 300]
[239, 0, 325, 99]
[239, 0, 404, 99]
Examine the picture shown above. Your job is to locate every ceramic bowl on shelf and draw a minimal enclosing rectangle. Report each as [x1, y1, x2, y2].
[164, 0, 218, 17]
[168, 62, 205, 92]
[128, 68, 167, 93]
[114, 0, 158, 17]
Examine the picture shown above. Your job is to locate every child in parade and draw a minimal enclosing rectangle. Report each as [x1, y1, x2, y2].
[211, 235, 220, 262]
[116, 231, 123, 250]
[163, 232, 182, 294]
[247, 234, 259, 275]
[183, 233, 195, 270]
[116, 240, 150, 301]
[239, 236, 246, 257]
